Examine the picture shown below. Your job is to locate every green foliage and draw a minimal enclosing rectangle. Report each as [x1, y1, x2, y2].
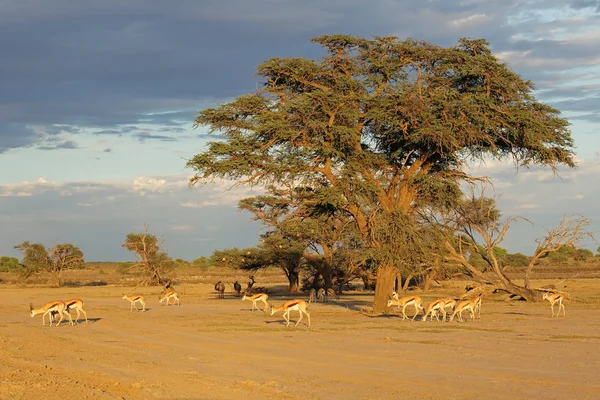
[121, 225, 177, 285]
[502, 253, 531, 267]
[575, 248, 594, 262]
[0, 256, 21, 272]
[13, 241, 85, 286]
[186, 34, 575, 306]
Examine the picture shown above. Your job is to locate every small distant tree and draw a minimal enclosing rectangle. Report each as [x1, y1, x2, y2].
[574, 248, 594, 262]
[122, 224, 178, 286]
[49, 243, 85, 286]
[14, 241, 84, 287]
[0, 256, 22, 272]
[502, 253, 531, 268]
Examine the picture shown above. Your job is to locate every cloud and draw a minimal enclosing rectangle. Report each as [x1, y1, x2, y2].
[170, 225, 193, 231]
[0, 173, 263, 260]
[180, 201, 219, 208]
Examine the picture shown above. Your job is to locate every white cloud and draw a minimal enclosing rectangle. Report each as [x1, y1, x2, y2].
[450, 13, 489, 27]
[170, 225, 193, 231]
[518, 203, 540, 210]
[180, 201, 219, 208]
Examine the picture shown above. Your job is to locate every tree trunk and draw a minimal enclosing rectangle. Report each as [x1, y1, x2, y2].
[423, 269, 436, 292]
[53, 271, 62, 288]
[286, 267, 301, 293]
[402, 273, 414, 291]
[373, 265, 397, 314]
[498, 281, 543, 301]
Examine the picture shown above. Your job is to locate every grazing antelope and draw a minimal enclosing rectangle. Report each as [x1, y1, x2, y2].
[543, 292, 566, 317]
[317, 288, 326, 302]
[308, 288, 317, 303]
[387, 295, 424, 320]
[214, 281, 225, 299]
[30, 301, 73, 327]
[64, 298, 88, 324]
[270, 299, 311, 328]
[159, 291, 180, 306]
[449, 294, 482, 322]
[326, 288, 338, 302]
[122, 294, 146, 312]
[422, 299, 446, 322]
[242, 293, 269, 312]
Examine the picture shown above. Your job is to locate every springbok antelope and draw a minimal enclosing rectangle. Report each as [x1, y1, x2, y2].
[270, 299, 311, 328]
[326, 288, 338, 302]
[387, 295, 424, 320]
[422, 299, 447, 322]
[64, 298, 88, 324]
[449, 294, 482, 322]
[242, 293, 269, 312]
[543, 292, 566, 317]
[122, 294, 146, 312]
[317, 288, 326, 302]
[159, 291, 180, 306]
[30, 301, 73, 327]
[308, 288, 317, 303]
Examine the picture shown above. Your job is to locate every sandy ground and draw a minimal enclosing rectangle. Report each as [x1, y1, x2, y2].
[1, 281, 600, 400]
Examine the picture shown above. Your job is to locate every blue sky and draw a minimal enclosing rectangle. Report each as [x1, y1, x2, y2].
[1, 0, 599, 261]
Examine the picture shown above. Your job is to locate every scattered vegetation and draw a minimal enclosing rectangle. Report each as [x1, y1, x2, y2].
[13, 241, 84, 287]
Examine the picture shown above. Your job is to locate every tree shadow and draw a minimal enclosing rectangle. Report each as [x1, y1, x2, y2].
[63, 280, 108, 287]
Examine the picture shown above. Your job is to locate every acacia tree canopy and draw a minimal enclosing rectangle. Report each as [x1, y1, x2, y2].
[14, 241, 84, 287]
[122, 224, 177, 286]
[186, 34, 575, 313]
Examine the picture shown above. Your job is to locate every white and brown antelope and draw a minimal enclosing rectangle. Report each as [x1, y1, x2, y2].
[449, 294, 482, 322]
[387, 295, 424, 320]
[422, 299, 447, 322]
[543, 292, 566, 317]
[64, 298, 88, 324]
[122, 294, 146, 312]
[242, 293, 269, 312]
[30, 301, 73, 327]
[159, 291, 180, 306]
[270, 299, 311, 328]
[439, 298, 457, 313]
[317, 288, 326, 302]
[308, 288, 317, 303]
[326, 288, 338, 302]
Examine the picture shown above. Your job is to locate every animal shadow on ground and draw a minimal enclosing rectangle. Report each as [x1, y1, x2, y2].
[75, 317, 102, 325]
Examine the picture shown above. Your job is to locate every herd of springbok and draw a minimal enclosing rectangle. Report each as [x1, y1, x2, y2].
[28, 285, 568, 328]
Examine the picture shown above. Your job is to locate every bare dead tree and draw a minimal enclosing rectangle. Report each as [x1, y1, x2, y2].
[524, 214, 594, 289]
[122, 223, 177, 286]
[443, 190, 595, 301]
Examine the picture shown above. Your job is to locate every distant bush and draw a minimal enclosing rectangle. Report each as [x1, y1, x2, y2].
[0, 256, 21, 272]
[502, 253, 531, 268]
[116, 262, 135, 274]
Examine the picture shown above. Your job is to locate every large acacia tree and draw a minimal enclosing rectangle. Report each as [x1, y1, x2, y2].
[186, 35, 575, 313]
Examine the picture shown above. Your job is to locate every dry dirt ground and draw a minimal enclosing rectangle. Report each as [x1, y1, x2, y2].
[1, 280, 600, 400]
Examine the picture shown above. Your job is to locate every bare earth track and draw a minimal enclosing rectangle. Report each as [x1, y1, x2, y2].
[1, 280, 600, 400]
